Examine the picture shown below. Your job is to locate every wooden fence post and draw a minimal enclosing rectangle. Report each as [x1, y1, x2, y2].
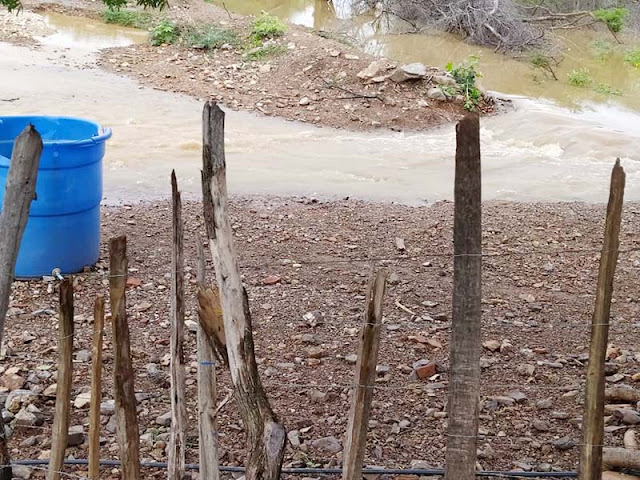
[47, 278, 74, 480]
[109, 236, 141, 480]
[89, 295, 105, 480]
[579, 160, 626, 480]
[343, 269, 387, 480]
[169, 172, 187, 480]
[196, 237, 220, 480]
[444, 114, 482, 480]
[201, 101, 286, 480]
[0, 126, 42, 480]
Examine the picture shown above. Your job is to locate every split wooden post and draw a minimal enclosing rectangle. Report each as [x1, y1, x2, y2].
[579, 160, 626, 480]
[0, 126, 42, 480]
[109, 236, 141, 480]
[444, 114, 482, 480]
[89, 295, 105, 480]
[202, 101, 286, 480]
[47, 278, 74, 480]
[169, 172, 187, 480]
[343, 269, 387, 480]
[196, 237, 220, 480]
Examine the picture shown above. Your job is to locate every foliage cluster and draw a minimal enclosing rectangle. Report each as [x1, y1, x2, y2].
[250, 14, 287, 42]
[150, 19, 179, 45]
[592, 7, 628, 33]
[102, 9, 153, 28]
[445, 55, 483, 111]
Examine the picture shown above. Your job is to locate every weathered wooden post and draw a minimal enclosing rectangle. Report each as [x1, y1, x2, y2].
[47, 278, 74, 480]
[109, 236, 141, 480]
[169, 172, 187, 480]
[201, 101, 286, 480]
[444, 114, 482, 480]
[0, 126, 42, 480]
[196, 237, 220, 480]
[343, 269, 387, 480]
[579, 160, 625, 480]
[89, 295, 105, 480]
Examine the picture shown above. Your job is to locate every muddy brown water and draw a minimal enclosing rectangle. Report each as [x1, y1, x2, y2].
[1, 9, 640, 205]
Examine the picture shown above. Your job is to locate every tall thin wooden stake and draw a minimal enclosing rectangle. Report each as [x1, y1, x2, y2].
[196, 236, 220, 480]
[0, 126, 42, 480]
[89, 296, 105, 480]
[343, 270, 387, 480]
[445, 114, 482, 480]
[202, 101, 286, 480]
[109, 236, 141, 480]
[47, 278, 74, 480]
[169, 172, 187, 480]
[579, 160, 626, 480]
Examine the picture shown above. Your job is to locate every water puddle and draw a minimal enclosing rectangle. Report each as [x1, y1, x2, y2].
[36, 12, 148, 50]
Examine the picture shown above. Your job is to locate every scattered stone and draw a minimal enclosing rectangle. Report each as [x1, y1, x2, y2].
[536, 398, 553, 410]
[483, 340, 501, 352]
[312, 435, 342, 454]
[308, 390, 328, 403]
[306, 346, 326, 359]
[614, 408, 640, 425]
[14, 407, 43, 427]
[11, 465, 32, 479]
[390, 63, 427, 82]
[345, 354, 358, 364]
[507, 391, 527, 403]
[105, 415, 117, 433]
[517, 364, 535, 377]
[185, 320, 198, 333]
[100, 400, 116, 416]
[432, 74, 456, 87]
[551, 411, 570, 420]
[553, 437, 576, 450]
[415, 362, 436, 380]
[135, 302, 153, 312]
[532, 419, 550, 432]
[288, 430, 301, 447]
[263, 275, 281, 286]
[299, 97, 310, 106]
[5, 390, 37, 413]
[357, 60, 386, 80]
[74, 392, 92, 409]
[75, 350, 91, 362]
[67, 425, 84, 446]
[427, 88, 447, 101]
[155, 411, 172, 427]
[0, 372, 24, 391]
[329, 49, 340, 57]
[344, 54, 360, 60]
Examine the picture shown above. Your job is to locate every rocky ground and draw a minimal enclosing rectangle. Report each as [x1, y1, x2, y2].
[7, 0, 504, 132]
[2, 197, 640, 479]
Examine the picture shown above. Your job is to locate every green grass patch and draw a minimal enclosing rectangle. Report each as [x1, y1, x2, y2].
[594, 83, 623, 96]
[150, 19, 179, 46]
[250, 14, 287, 41]
[624, 48, 640, 68]
[245, 44, 287, 61]
[593, 7, 628, 33]
[590, 39, 616, 59]
[182, 25, 239, 49]
[102, 9, 153, 29]
[567, 68, 593, 87]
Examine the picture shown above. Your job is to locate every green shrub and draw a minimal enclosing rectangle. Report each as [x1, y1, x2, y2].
[529, 52, 558, 80]
[183, 25, 238, 49]
[595, 83, 623, 95]
[245, 44, 287, 61]
[250, 14, 287, 41]
[103, 0, 167, 10]
[102, 9, 153, 28]
[624, 48, 640, 68]
[567, 68, 593, 87]
[593, 7, 628, 33]
[446, 55, 483, 112]
[151, 19, 179, 46]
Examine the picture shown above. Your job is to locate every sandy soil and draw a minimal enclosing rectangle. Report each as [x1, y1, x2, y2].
[3, 197, 640, 478]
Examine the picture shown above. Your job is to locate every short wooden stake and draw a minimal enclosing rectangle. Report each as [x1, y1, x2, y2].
[342, 269, 387, 480]
[196, 237, 220, 480]
[445, 114, 482, 480]
[579, 160, 626, 480]
[48, 278, 74, 480]
[89, 295, 105, 480]
[109, 236, 141, 480]
[169, 172, 187, 480]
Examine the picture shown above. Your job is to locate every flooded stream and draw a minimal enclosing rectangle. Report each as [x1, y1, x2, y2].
[1, 7, 640, 204]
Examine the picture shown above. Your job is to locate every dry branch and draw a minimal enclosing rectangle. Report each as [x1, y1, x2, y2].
[603, 447, 640, 470]
[606, 386, 640, 404]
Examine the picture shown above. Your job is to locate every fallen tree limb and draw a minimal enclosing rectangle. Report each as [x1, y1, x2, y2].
[603, 447, 640, 470]
[606, 386, 640, 404]
[624, 430, 638, 451]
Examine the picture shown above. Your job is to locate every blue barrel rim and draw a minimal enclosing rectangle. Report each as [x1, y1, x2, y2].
[0, 116, 112, 146]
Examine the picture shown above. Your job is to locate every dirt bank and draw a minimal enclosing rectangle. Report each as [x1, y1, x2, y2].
[3, 197, 640, 478]
[13, 0, 503, 132]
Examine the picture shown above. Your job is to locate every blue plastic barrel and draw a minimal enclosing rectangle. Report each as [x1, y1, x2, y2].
[0, 116, 111, 278]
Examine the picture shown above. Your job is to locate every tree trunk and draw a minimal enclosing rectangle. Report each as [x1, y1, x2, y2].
[201, 101, 286, 480]
[89, 296, 105, 480]
[0, 125, 42, 480]
[445, 114, 482, 480]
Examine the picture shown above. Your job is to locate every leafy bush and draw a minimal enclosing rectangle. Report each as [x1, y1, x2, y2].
[593, 7, 628, 33]
[594, 83, 623, 96]
[102, 9, 153, 28]
[182, 25, 238, 49]
[250, 14, 287, 41]
[567, 68, 593, 87]
[245, 44, 287, 61]
[103, 0, 167, 10]
[446, 55, 483, 112]
[151, 19, 179, 46]
[625, 48, 640, 68]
